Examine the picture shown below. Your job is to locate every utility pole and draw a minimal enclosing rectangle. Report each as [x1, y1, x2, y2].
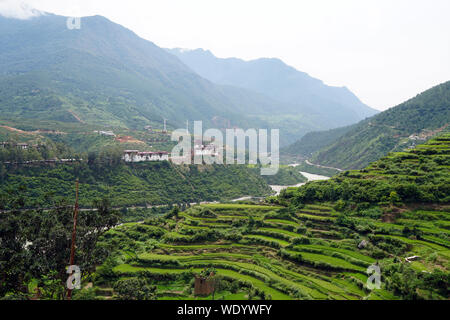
[67, 179, 79, 300]
[163, 119, 167, 133]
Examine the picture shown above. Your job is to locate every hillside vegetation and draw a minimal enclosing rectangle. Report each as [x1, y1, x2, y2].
[0, 162, 272, 208]
[258, 166, 307, 185]
[284, 134, 450, 205]
[284, 81, 450, 169]
[282, 125, 355, 159]
[76, 135, 449, 300]
[0, 14, 275, 140]
[0, 14, 373, 146]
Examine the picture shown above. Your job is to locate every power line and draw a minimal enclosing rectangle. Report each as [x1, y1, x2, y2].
[66, 179, 79, 300]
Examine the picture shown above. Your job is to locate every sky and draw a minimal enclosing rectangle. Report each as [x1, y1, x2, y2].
[1, 0, 449, 111]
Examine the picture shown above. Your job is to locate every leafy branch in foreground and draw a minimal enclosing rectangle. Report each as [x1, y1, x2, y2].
[0, 190, 120, 299]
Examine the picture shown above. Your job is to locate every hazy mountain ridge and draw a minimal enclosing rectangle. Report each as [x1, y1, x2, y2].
[282, 125, 356, 158]
[0, 14, 288, 138]
[0, 13, 378, 147]
[286, 81, 450, 169]
[168, 48, 379, 128]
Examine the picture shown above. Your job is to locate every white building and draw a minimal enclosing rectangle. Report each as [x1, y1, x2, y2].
[94, 130, 116, 137]
[408, 134, 426, 141]
[123, 150, 169, 162]
[17, 143, 29, 150]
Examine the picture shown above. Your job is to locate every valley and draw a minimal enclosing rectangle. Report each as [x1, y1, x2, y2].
[0, 5, 448, 304]
[53, 135, 450, 300]
[284, 82, 450, 170]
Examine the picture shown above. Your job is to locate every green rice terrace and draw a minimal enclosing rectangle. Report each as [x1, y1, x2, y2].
[90, 201, 448, 300]
[75, 134, 450, 300]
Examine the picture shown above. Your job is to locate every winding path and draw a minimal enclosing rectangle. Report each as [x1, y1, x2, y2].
[305, 160, 343, 172]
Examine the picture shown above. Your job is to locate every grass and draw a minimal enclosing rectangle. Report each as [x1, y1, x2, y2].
[138, 250, 364, 299]
[97, 198, 447, 301]
[202, 204, 283, 210]
[158, 243, 250, 251]
[181, 259, 328, 299]
[296, 213, 335, 222]
[138, 252, 254, 263]
[293, 244, 375, 264]
[258, 227, 301, 238]
[113, 264, 291, 300]
[286, 250, 366, 272]
[264, 219, 299, 227]
[377, 235, 448, 252]
[244, 235, 290, 247]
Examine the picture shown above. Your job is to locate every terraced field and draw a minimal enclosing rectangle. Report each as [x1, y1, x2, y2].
[93, 200, 449, 300]
[89, 135, 450, 300]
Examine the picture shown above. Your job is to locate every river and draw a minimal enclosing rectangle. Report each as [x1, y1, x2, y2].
[269, 171, 330, 195]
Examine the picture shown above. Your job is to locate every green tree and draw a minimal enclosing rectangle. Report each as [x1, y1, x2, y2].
[0, 188, 120, 299]
[113, 278, 156, 300]
[388, 191, 401, 204]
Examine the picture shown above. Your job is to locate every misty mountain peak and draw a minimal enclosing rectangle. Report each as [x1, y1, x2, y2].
[0, 1, 45, 20]
[169, 47, 378, 121]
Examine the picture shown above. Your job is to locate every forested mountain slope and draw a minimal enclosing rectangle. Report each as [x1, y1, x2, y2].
[284, 81, 450, 169]
[0, 14, 304, 144]
[0, 13, 373, 146]
[284, 133, 450, 205]
[282, 125, 355, 158]
[0, 161, 272, 208]
[83, 134, 450, 301]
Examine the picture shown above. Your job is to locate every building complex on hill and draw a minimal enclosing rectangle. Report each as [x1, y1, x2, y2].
[122, 141, 220, 163]
[123, 150, 169, 162]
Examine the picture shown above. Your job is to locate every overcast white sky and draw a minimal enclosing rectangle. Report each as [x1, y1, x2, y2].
[1, 0, 449, 110]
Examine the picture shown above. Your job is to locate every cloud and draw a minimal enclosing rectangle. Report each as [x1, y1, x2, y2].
[0, 0, 44, 19]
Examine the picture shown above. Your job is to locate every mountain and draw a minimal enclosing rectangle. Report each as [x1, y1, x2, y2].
[168, 48, 379, 128]
[287, 81, 450, 169]
[284, 132, 450, 204]
[0, 13, 373, 147]
[282, 125, 355, 159]
[0, 13, 298, 140]
[90, 134, 450, 300]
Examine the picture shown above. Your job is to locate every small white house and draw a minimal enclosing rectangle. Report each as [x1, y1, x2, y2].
[17, 143, 29, 150]
[405, 255, 420, 263]
[94, 130, 116, 137]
